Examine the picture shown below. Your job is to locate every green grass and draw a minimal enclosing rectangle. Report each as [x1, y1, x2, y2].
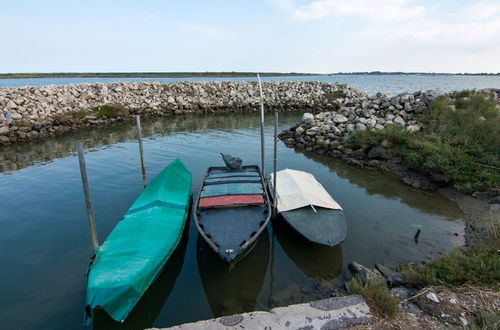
[468, 310, 500, 330]
[94, 104, 130, 119]
[348, 92, 500, 192]
[67, 109, 93, 119]
[403, 248, 500, 290]
[347, 278, 400, 318]
[347, 123, 412, 149]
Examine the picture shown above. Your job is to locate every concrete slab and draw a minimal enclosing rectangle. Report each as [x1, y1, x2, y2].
[152, 295, 373, 330]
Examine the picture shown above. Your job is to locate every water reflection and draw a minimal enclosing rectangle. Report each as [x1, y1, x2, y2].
[299, 150, 464, 220]
[196, 230, 269, 316]
[273, 218, 343, 281]
[92, 223, 189, 330]
[0, 112, 467, 329]
[0, 113, 265, 173]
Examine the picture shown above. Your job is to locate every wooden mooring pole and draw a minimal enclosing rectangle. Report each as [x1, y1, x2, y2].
[257, 74, 265, 176]
[76, 142, 99, 252]
[273, 111, 278, 217]
[135, 115, 147, 187]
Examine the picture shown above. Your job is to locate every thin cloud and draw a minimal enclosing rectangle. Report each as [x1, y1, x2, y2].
[267, 0, 296, 12]
[175, 23, 234, 41]
[292, 0, 426, 21]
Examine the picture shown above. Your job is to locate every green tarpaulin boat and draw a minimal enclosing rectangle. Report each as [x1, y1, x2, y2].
[84, 159, 192, 324]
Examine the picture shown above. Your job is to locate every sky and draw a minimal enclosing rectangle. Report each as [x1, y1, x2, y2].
[1, 0, 499, 73]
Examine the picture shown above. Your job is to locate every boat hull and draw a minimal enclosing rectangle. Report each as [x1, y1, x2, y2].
[85, 159, 192, 323]
[280, 207, 346, 246]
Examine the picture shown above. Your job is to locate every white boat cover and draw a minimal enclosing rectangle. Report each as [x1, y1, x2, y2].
[269, 169, 342, 213]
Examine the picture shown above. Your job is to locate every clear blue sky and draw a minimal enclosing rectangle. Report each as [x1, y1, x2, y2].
[1, 0, 499, 73]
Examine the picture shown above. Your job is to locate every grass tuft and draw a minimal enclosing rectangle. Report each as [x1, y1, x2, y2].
[348, 278, 400, 319]
[68, 109, 93, 119]
[403, 248, 500, 290]
[468, 310, 500, 330]
[95, 104, 130, 119]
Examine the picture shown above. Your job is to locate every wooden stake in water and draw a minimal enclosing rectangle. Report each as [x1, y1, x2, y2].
[135, 115, 147, 187]
[76, 142, 99, 252]
[257, 74, 265, 176]
[273, 111, 279, 217]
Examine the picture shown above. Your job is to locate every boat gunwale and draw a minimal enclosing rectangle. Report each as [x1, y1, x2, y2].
[193, 165, 272, 259]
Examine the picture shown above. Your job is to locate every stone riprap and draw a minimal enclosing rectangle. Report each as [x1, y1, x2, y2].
[278, 90, 442, 189]
[279, 89, 440, 153]
[152, 295, 373, 330]
[0, 81, 365, 145]
[278, 88, 499, 189]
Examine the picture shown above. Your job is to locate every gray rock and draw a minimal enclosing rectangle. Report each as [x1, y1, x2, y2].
[426, 292, 440, 303]
[302, 113, 314, 124]
[295, 126, 305, 134]
[365, 118, 377, 129]
[406, 124, 421, 132]
[404, 102, 413, 112]
[333, 114, 349, 123]
[391, 287, 417, 300]
[348, 261, 385, 285]
[368, 146, 388, 159]
[11, 112, 22, 120]
[400, 94, 410, 103]
[332, 126, 342, 135]
[393, 116, 406, 126]
[390, 96, 401, 106]
[375, 263, 407, 287]
[0, 126, 9, 135]
[6, 100, 17, 109]
[306, 127, 320, 136]
[355, 123, 367, 131]
[346, 124, 356, 132]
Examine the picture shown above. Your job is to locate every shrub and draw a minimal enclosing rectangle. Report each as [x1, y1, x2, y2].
[403, 248, 500, 289]
[347, 124, 412, 149]
[95, 104, 130, 119]
[348, 278, 400, 319]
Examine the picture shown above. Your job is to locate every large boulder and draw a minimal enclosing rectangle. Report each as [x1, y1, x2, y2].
[333, 114, 348, 124]
[348, 261, 385, 285]
[302, 112, 314, 124]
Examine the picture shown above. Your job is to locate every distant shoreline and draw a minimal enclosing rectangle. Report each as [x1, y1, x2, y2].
[0, 72, 316, 79]
[0, 71, 499, 79]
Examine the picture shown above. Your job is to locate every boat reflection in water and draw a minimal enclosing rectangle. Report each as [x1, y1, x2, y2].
[92, 224, 189, 330]
[196, 229, 270, 317]
[273, 217, 343, 281]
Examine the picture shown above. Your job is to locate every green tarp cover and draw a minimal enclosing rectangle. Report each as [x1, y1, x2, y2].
[85, 159, 191, 323]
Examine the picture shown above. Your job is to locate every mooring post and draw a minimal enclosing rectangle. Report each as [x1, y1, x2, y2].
[273, 111, 278, 217]
[135, 115, 147, 187]
[76, 142, 99, 252]
[257, 74, 265, 176]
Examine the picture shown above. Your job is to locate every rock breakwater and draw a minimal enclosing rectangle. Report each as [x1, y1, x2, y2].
[279, 88, 500, 190]
[279, 89, 438, 151]
[0, 81, 364, 145]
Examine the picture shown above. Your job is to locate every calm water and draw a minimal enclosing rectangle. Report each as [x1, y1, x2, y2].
[1, 74, 500, 95]
[0, 114, 464, 329]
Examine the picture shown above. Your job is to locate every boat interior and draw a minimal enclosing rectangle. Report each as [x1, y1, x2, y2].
[196, 166, 270, 261]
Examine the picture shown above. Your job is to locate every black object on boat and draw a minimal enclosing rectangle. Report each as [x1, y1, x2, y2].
[194, 165, 271, 263]
[220, 153, 242, 170]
